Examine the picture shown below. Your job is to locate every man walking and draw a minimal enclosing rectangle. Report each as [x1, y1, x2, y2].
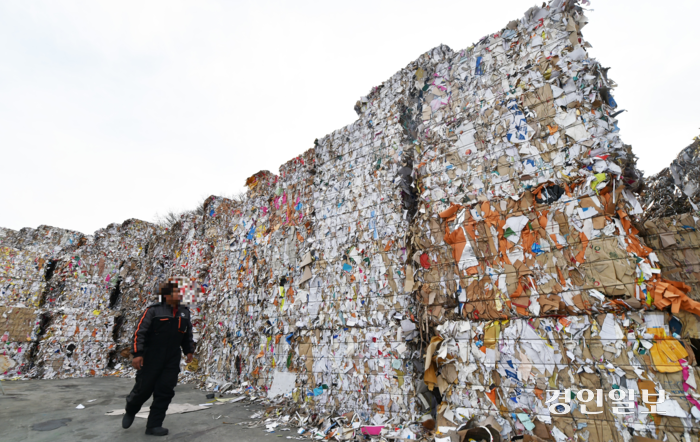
[122, 280, 195, 436]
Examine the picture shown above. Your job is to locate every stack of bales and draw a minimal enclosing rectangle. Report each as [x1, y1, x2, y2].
[0, 225, 85, 378]
[36, 220, 159, 378]
[385, 1, 700, 440]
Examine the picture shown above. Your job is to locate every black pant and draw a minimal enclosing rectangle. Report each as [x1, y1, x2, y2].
[125, 352, 180, 428]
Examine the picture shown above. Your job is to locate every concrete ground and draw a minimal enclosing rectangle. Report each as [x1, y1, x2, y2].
[0, 377, 285, 442]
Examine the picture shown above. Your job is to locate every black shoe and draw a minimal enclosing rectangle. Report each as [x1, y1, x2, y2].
[145, 427, 169, 436]
[122, 413, 135, 429]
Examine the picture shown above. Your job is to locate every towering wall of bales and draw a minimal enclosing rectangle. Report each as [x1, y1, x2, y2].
[638, 137, 700, 303]
[3, 1, 700, 440]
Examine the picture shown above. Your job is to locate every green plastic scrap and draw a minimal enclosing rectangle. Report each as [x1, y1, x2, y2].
[590, 173, 607, 193]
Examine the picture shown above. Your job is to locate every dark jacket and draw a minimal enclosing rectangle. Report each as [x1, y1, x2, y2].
[132, 302, 195, 358]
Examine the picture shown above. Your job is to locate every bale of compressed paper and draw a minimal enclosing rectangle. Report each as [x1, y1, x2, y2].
[641, 137, 700, 220]
[0, 306, 41, 378]
[638, 213, 700, 302]
[386, 0, 700, 439]
[1, 225, 85, 379]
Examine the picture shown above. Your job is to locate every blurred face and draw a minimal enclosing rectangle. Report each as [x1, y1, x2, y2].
[164, 288, 181, 305]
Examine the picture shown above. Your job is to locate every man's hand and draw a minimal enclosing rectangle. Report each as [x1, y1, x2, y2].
[132, 356, 144, 370]
[185, 353, 194, 364]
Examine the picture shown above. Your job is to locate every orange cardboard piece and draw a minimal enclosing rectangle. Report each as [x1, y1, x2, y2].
[637, 379, 658, 413]
[443, 227, 467, 263]
[534, 388, 544, 401]
[482, 201, 500, 228]
[464, 222, 476, 241]
[438, 204, 480, 267]
[575, 231, 588, 263]
[649, 278, 700, 316]
[485, 389, 498, 407]
[556, 266, 567, 286]
[438, 203, 462, 220]
[521, 229, 537, 257]
[465, 266, 478, 276]
[617, 210, 653, 258]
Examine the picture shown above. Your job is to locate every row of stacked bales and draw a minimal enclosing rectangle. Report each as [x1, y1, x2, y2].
[35, 220, 160, 378]
[302, 101, 418, 425]
[110, 220, 168, 366]
[194, 119, 422, 428]
[0, 216, 208, 380]
[112, 213, 210, 381]
[195, 194, 244, 386]
[0, 1, 699, 440]
[196, 163, 315, 395]
[635, 138, 700, 441]
[196, 170, 280, 391]
[249, 154, 315, 396]
[0, 225, 84, 378]
[227, 170, 279, 391]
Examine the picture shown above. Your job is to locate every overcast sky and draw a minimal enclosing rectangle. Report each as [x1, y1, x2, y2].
[1, 0, 698, 235]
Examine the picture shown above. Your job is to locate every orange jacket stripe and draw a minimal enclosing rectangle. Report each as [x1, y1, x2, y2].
[133, 307, 150, 353]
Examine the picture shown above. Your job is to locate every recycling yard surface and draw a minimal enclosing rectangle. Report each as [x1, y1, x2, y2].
[0, 377, 281, 442]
